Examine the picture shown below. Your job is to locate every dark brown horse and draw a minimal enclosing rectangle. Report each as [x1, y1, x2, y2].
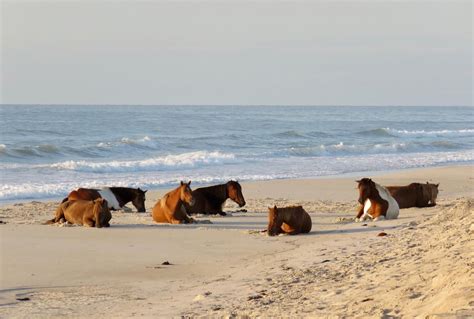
[152, 181, 195, 224]
[422, 182, 439, 206]
[386, 182, 438, 208]
[62, 187, 147, 212]
[184, 181, 246, 216]
[45, 198, 112, 228]
[267, 205, 312, 236]
[356, 178, 399, 221]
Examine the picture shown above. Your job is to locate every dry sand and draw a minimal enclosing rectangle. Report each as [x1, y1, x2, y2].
[0, 165, 473, 318]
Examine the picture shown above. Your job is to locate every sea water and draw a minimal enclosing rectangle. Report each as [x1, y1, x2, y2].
[1, 105, 473, 202]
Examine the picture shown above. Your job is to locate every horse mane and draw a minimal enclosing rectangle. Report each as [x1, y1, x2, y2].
[92, 199, 103, 219]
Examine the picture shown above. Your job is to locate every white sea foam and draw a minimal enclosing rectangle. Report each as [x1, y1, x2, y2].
[1, 150, 473, 202]
[47, 151, 236, 173]
[384, 128, 474, 136]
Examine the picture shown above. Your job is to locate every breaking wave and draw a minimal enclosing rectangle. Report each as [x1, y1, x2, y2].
[46, 151, 237, 173]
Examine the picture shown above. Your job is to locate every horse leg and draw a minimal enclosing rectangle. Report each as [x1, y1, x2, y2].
[355, 205, 364, 222]
[371, 203, 385, 220]
[83, 216, 95, 227]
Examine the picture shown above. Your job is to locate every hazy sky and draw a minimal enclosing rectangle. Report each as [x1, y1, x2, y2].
[1, 1, 472, 106]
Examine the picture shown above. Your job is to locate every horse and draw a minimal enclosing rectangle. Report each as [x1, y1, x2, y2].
[356, 178, 399, 221]
[152, 181, 196, 224]
[44, 198, 112, 228]
[422, 182, 439, 206]
[267, 205, 312, 236]
[184, 180, 246, 216]
[386, 182, 438, 208]
[62, 187, 147, 212]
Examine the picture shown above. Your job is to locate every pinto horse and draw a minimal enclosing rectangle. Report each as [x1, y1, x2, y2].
[184, 181, 246, 216]
[63, 187, 147, 212]
[152, 181, 196, 224]
[386, 182, 438, 208]
[45, 198, 112, 228]
[356, 178, 399, 221]
[267, 205, 312, 236]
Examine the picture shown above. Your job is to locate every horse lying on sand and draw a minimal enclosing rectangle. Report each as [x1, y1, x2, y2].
[422, 182, 439, 206]
[152, 181, 196, 224]
[386, 182, 439, 208]
[45, 198, 112, 228]
[267, 205, 312, 236]
[63, 187, 147, 212]
[356, 178, 399, 221]
[184, 181, 246, 216]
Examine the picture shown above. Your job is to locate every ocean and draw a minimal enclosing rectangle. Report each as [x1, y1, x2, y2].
[1, 105, 473, 202]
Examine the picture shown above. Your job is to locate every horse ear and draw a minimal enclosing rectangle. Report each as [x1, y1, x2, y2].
[187, 181, 191, 186]
[355, 180, 360, 183]
[435, 183, 439, 187]
[180, 181, 184, 186]
[144, 190, 148, 193]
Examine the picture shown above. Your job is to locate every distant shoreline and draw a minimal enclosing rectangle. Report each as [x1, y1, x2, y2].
[2, 162, 471, 206]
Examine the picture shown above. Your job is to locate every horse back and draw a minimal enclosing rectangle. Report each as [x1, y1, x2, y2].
[186, 186, 225, 214]
[282, 206, 312, 234]
[68, 188, 100, 201]
[386, 183, 425, 208]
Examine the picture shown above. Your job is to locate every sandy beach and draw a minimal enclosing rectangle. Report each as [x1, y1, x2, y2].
[1, 165, 473, 318]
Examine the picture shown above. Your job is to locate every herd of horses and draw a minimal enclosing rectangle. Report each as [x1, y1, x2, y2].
[45, 179, 439, 236]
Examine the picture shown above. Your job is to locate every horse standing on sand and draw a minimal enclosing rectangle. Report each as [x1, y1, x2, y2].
[386, 182, 439, 208]
[356, 178, 399, 221]
[45, 198, 112, 228]
[267, 205, 312, 236]
[152, 181, 196, 224]
[63, 187, 147, 212]
[184, 180, 246, 216]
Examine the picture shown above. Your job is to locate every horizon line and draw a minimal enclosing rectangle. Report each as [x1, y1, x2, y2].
[1, 104, 473, 107]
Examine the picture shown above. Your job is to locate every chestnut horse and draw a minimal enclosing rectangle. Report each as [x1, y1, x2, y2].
[45, 198, 111, 228]
[152, 181, 195, 224]
[356, 178, 399, 221]
[63, 187, 147, 212]
[267, 205, 312, 236]
[184, 181, 246, 216]
[386, 182, 438, 208]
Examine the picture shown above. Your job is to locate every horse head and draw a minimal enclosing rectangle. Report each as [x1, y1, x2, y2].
[93, 198, 110, 228]
[227, 180, 246, 207]
[267, 205, 282, 236]
[132, 188, 147, 213]
[356, 178, 375, 205]
[180, 181, 195, 206]
[425, 182, 440, 204]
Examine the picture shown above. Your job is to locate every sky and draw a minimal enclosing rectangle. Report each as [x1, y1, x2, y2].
[1, 0, 472, 106]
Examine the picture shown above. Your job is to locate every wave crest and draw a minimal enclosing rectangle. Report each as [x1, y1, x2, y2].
[48, 151, 236, 173]
[358, 127, 474, 137]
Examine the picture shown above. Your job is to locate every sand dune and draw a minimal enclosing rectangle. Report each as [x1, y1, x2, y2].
[0, 165, 473, 318]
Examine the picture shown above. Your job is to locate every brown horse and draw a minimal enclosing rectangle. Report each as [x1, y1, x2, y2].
[63, 187, 147, 212]
[386, 182, 438, 208]
[356, 178, 399, 221]
[152, 181, 195, 224]
[422, 182, 439, 206]
[184, 181, 246, 216]
[267, 205, 312, 236]
[45, 198, 112, 228]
